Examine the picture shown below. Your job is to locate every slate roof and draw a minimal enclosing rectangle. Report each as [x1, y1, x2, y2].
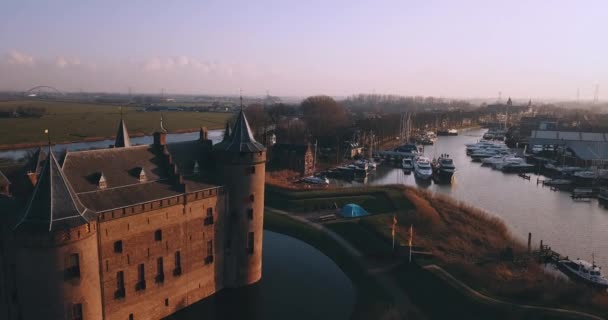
[61, 141, 218, 213]
[62, 145, 168, 193]
[214, 110, 265, 153]
[114, 118, 132, 148]
[15, 150, 95, 232]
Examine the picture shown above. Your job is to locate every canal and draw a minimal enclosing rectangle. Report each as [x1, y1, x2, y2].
[168, 230, 355, 320]
[344, 128, 608, 270]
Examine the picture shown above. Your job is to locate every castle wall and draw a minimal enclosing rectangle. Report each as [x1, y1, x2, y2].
[218, 151, 266, 288]
[13, 224, 103, 320]
[98, 188, 225, 320]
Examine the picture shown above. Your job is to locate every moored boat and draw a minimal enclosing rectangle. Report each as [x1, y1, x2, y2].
[557, 258, 608, 289]
[413, 156, 433, 180]
[432, 154, 455, 183]
[402, 158, 414, 171]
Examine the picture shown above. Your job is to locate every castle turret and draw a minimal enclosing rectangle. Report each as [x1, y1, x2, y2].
[214, 109, 266, 287]
[11, 150, 102, 320]
[114, 118, 132, 148]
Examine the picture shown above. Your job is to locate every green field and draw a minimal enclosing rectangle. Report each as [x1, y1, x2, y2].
[0, 100, 232, 146]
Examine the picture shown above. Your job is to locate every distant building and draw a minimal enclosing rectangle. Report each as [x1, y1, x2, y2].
[529, 130, 608, 167]
[0, 110, 266, 320]
[271, 143, 314, 176]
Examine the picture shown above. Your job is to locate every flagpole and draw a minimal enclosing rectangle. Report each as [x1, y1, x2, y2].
[409, 224, 413, 263]
[392, 215, 397, 251]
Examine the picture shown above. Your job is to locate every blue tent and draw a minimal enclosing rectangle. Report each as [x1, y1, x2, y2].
[339, 204, 370, 218]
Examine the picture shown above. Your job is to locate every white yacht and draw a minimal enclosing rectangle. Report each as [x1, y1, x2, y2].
[413, 157, 433, 180]
[557, 258, 608, 289]
[492, 157, 526, 170]
[481, 155, 509, 166]
[402, 158, 414, 171]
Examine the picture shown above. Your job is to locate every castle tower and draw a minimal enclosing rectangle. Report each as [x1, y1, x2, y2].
[214, 109, 266, 287]
[12, 150, 102, 320]
[114, 118, 131, 148]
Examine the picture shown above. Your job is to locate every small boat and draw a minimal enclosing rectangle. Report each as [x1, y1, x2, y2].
[402, 158, 414, 171]
[301, 176, 329, 185]
[557, 258, 608, 289]
[447, 129, 458, 136]
[437, 129, 450, 136]
[543, 179, 572, 187]
[501, 162, 535, 173]
[493, 157, 526, 170]
[413, 156, 433, 180]
[432, 155, 455, 183]
[481, 155, 508, 166]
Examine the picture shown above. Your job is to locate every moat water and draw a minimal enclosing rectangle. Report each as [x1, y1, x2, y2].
[167, 230, 355, 320]
[339, 128, 608, 270]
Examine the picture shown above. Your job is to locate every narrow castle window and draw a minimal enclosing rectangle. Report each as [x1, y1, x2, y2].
[66, 253, 80, 279]
[154, 229, 162, 241]
[129, 314, 134, 320]
[249, 194, 255, 202]
[247, 208, 254, 220]
[173, 251, 182, 276]
[156, 257, 164, 283]
[114, 240, 123, 253]
[247, 232, 254, 255]
[204, 240, 213, 264]
[115, 271, 125, 299]
[204, 208, 214, 225]
[72, 303, 83, 320]
[136, 264, 146, 291]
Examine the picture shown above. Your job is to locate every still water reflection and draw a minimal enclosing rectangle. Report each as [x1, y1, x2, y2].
[342, 128, 608, 269]
[169, 231, 355, 320]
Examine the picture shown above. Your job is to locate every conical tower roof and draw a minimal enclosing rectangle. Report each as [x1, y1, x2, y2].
[214, 110, 265, 153]
[114, 118, 132, 148]
[16, 149, 94, 232]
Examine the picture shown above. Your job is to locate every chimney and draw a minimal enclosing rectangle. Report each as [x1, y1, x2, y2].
[154, 131, 166, 147]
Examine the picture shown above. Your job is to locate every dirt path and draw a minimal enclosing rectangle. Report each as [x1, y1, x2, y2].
[424, 264, 605, 320]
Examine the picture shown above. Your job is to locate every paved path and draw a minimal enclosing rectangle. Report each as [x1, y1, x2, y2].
[424, 264, 605, 320]
[267, 208, 426, 320]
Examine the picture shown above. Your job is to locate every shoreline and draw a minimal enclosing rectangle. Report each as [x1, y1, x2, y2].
[0, 127, 219, 152]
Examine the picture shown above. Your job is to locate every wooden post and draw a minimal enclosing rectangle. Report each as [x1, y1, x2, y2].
[527, 233, 531, 253]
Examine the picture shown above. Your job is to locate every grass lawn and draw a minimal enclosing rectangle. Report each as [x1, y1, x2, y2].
[0, 100, 232, 146]
[265, 185, 412, 213]
[265, 185, 607, 319]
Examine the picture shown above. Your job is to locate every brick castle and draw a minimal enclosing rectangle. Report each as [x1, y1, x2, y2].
[0, 109, 266, 320]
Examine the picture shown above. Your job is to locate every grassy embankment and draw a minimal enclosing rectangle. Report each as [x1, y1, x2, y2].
[0, 100, 232, 148]
[266, 184, 608, 319]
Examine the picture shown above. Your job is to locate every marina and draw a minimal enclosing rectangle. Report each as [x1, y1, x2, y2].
[328, 128, 608, 271]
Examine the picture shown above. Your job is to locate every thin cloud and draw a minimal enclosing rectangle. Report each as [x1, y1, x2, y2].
[4, 50, 35, 66]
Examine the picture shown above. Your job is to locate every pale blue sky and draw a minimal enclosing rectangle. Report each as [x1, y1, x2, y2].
[0, 0, 606, 99]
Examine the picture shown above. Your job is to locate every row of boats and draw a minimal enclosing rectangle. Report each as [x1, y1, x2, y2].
[402, 154, 456, 183]
[466, 141, 535, 173]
